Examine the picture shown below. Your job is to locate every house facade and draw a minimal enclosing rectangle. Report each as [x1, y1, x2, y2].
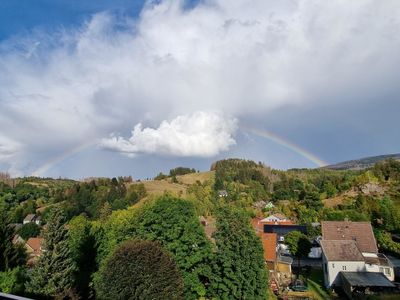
[261, 213, 288, 223]
[321, 240, 366, 287]
[23, 214, 41, 225]
[320, 221, 394, 289]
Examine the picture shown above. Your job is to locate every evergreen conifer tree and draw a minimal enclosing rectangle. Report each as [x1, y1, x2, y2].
[26, 207, 77, 298]
[0, 209, 25, 271]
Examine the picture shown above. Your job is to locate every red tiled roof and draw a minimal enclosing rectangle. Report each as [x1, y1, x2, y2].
[261, 233, 277, 262]
[321, 221, 378, 253]
[26, 238, 43, 254]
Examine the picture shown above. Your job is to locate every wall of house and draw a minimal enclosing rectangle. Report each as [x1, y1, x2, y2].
[265, 216, 282, 222]
[323, 257, 365, 287]
[365, 263, 395, 281]
[276, 262, 291, 274]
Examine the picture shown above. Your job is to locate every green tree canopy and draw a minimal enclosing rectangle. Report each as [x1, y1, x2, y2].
[96, 195, 214, 300]
[210, 207, 268, 300]
[18, 223, 40, 240]
[285, 230, 311, 278]
[0, 209, 26, 272]
[95, 239, 184, 300]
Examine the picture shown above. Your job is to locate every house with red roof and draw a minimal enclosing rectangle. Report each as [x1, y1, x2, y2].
[25, 237, 44, 265]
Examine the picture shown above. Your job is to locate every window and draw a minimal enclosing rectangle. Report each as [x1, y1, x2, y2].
[385, 268, 391, 276]
[332, 263, 335, 268]
[342, 266, 346, 271]
[379, 267, 384, 273]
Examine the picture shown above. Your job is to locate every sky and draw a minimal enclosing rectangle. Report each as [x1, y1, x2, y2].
[0, 0, 399, 179]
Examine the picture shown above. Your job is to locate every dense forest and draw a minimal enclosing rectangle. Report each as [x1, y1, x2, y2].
[0, 158, 400, 298]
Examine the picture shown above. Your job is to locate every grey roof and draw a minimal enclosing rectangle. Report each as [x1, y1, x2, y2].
[278, 255, 293, 264]
[23, 214, 36, 222]
[340, 272, 395, 288]
[320, 240, 364, 261]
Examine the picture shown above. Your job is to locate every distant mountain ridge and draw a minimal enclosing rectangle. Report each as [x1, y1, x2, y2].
[324, 153, 400, 170]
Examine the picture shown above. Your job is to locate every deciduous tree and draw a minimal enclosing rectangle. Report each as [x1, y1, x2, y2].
[95, 240, 183, 300]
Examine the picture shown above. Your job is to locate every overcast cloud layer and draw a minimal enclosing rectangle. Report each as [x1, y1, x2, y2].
[0, 0, 400, 176]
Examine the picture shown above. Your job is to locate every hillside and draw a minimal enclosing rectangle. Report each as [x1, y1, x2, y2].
[324, 153, 400, 170]
[132, 171, 214, 200]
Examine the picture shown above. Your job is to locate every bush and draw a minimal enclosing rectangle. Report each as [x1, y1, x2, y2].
[0, 267, 26, 294]
[95, 239, 184, 300]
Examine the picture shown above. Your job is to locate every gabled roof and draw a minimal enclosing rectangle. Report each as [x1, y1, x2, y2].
[261, 213, 289, 223]
[320, 240, 364, 261]
[26, 238, 43, 254]
[321, 221, 378, 253]
[272, 213, 287, 220]
[261, 233, 277, 262]
[24, 214, 36, 222]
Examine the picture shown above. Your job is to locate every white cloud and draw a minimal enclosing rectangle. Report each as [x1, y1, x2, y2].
[0, 0, 400, 175]
[0, 136, 20, 160]
[101, 111, 237, 157]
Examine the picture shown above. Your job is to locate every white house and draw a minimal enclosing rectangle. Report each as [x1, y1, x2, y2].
[321, 240, 366, 287]
[320, 221, 395, 289]
[23, 214, 41, 225]
[260, 213, 288, 223]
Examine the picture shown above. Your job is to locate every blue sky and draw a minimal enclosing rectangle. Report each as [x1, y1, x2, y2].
[0, 0, 399, 179]
[0, 0, 144, 40]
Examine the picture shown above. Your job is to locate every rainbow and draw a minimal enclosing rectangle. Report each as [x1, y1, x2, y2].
[240, 125, 329, 167]
[31, 126, 328, 177]
[31, 141, 96, 177]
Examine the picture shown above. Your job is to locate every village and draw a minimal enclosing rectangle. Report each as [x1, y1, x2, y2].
[250, 201, 400, 299]
[6, 201, 400, 300]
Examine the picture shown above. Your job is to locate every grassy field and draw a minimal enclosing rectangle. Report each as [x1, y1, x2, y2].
[176, 171, 214, 185]
[131, 171, 215, 204]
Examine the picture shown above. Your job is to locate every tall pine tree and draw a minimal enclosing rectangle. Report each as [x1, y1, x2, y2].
[0, 208, 25, 271]
[26, 207, 77, 298]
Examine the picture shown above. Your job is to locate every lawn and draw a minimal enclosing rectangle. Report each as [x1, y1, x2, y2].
[300, 268, 332, 300]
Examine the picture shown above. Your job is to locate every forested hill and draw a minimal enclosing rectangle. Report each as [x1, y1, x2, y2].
[1, 158, 400, 299]
[324, 153, 400, 170]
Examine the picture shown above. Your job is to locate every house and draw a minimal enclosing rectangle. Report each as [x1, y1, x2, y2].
[25, 237, 44, 265]
[261, 213, 289, 223]
[23, 214, 41, 225]
[320, 221, 394, 292]
[218, 190, 228, 197]
[251, 219, 293, 286]
[321, 240, 366, 287]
